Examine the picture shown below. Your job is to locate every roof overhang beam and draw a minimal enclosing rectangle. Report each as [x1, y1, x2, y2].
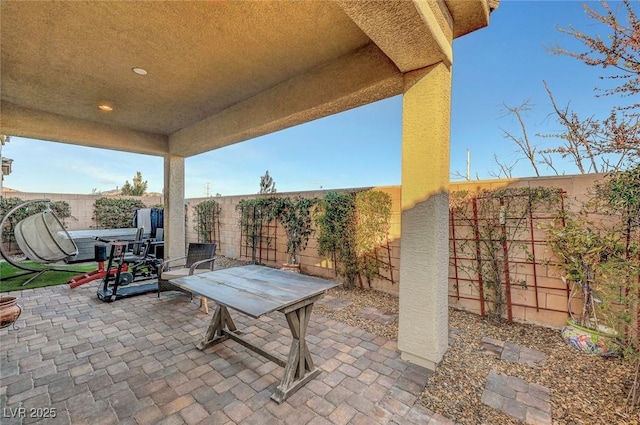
[445, 0, 495, 38]
[169, 43, 402, 157]
[337, 0, 454, 72]
[0, 101, 169, 156]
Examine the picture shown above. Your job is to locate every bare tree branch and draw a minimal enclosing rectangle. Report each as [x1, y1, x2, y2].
[500, 100, 541, 176]
[489, 154, 518, 179]
[495, 1, 639, 178]
[548, 0, 640, 110]
[539, 151, 560, 176]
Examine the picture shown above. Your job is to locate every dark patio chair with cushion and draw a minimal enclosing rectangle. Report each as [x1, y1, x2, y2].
[157, 243, 216, 312]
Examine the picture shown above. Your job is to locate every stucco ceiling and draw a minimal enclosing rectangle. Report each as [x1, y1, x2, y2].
[0, 0, 496, 158]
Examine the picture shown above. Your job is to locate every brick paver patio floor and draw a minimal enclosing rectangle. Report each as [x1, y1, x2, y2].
[0, 282, 450, 425]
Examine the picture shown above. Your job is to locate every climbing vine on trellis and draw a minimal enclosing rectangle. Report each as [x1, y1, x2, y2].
[315, 191, 358, 287]
[355, 190, 392, 287]
[449, 187, 563, 323]
[194, 199, 222, 244]
[315, 190, 392, 289]
[236, 197, 278, 264]
[271, 196, 318, 265]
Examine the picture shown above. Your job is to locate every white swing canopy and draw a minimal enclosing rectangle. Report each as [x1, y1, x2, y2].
[14, 210, 78, 263]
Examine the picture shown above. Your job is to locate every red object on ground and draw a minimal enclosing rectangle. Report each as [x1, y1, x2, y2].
[67, 262, 128, 288]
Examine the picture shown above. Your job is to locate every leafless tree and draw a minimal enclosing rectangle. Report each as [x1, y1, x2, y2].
[498, 1, 639, 177]
[499, 101, 541, 176]
[550, 0, 640, 110]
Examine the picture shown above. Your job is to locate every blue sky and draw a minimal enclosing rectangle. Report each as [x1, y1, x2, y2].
[3, 1, 633, 198]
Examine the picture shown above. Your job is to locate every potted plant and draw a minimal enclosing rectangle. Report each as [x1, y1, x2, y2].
[546, 212, 630, 356]
[271, 197, 317, 272]
[0, 295, 22, 330]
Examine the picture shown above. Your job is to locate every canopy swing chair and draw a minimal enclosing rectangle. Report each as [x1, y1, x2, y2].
[1, 199, 80, 286]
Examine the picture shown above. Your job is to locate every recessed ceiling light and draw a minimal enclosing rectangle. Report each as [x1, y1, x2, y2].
[98, 104, 113, 112]
[132, 67, 148, 75]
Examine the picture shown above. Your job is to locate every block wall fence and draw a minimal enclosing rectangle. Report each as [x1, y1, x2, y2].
[5, 173, 603, 328]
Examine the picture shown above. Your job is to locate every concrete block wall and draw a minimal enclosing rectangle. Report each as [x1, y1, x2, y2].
[5, 173, 613, 329]
[4, 191, 162, 230]
[185, 187, 402, 295]
[447, 174, 603, 327]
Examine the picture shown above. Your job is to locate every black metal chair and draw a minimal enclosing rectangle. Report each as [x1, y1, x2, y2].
[147, 228, 164, 259]
[157, 243, 217, 312]
[123, 228, 148, 263]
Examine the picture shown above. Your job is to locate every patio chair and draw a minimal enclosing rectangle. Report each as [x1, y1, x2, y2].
[157, 243, 217, 313]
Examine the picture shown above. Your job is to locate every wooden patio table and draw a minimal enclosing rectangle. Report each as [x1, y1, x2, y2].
[169, 264, 341, 403]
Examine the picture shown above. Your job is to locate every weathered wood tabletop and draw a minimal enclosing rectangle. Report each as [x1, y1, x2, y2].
[169, 264, 341, 403]
[170, 264, 340, 317]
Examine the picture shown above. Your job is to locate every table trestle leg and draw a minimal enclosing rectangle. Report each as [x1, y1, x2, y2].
[197, 304, 236, 350]
[271, 303, 320, 403]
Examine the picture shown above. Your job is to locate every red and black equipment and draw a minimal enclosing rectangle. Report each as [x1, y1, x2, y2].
[67, 244, 125, 288]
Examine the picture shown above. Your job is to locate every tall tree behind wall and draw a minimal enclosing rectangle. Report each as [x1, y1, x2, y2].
[121, 171, 148, 196]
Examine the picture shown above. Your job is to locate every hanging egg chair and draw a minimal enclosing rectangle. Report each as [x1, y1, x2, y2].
[1, 199, 79, 285]
[13, 209, 77, 262]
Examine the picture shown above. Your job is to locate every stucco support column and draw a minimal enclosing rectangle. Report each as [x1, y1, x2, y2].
[163, 154, 186, 260]
[398, 62, 451, 370]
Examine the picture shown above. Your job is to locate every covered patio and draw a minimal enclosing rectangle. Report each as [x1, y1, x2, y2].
[1, 278, 438, 425]
[0, 0, 498, 395]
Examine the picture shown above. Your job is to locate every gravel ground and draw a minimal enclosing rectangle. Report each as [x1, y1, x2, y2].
[214, 255, 253, 270]
[314, 287, 399, 340]
[314, 287, 639, 425]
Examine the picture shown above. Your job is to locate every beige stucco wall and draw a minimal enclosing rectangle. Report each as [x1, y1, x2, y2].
[450, 173, 602, 210]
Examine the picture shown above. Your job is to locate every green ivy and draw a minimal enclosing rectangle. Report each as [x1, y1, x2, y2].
[92, 198, 145, 229]
[236, 197, 277, 263]
[194, 199, 222, 243]
[314, 190, 393, 288]
[572, 165, 640, 360]
[315, 192, 358, 288]
[355, 190, 392, 285]
[271, 196, 318, 264]
[594, 163, 640, 229]
[546, 213, 631, 330]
